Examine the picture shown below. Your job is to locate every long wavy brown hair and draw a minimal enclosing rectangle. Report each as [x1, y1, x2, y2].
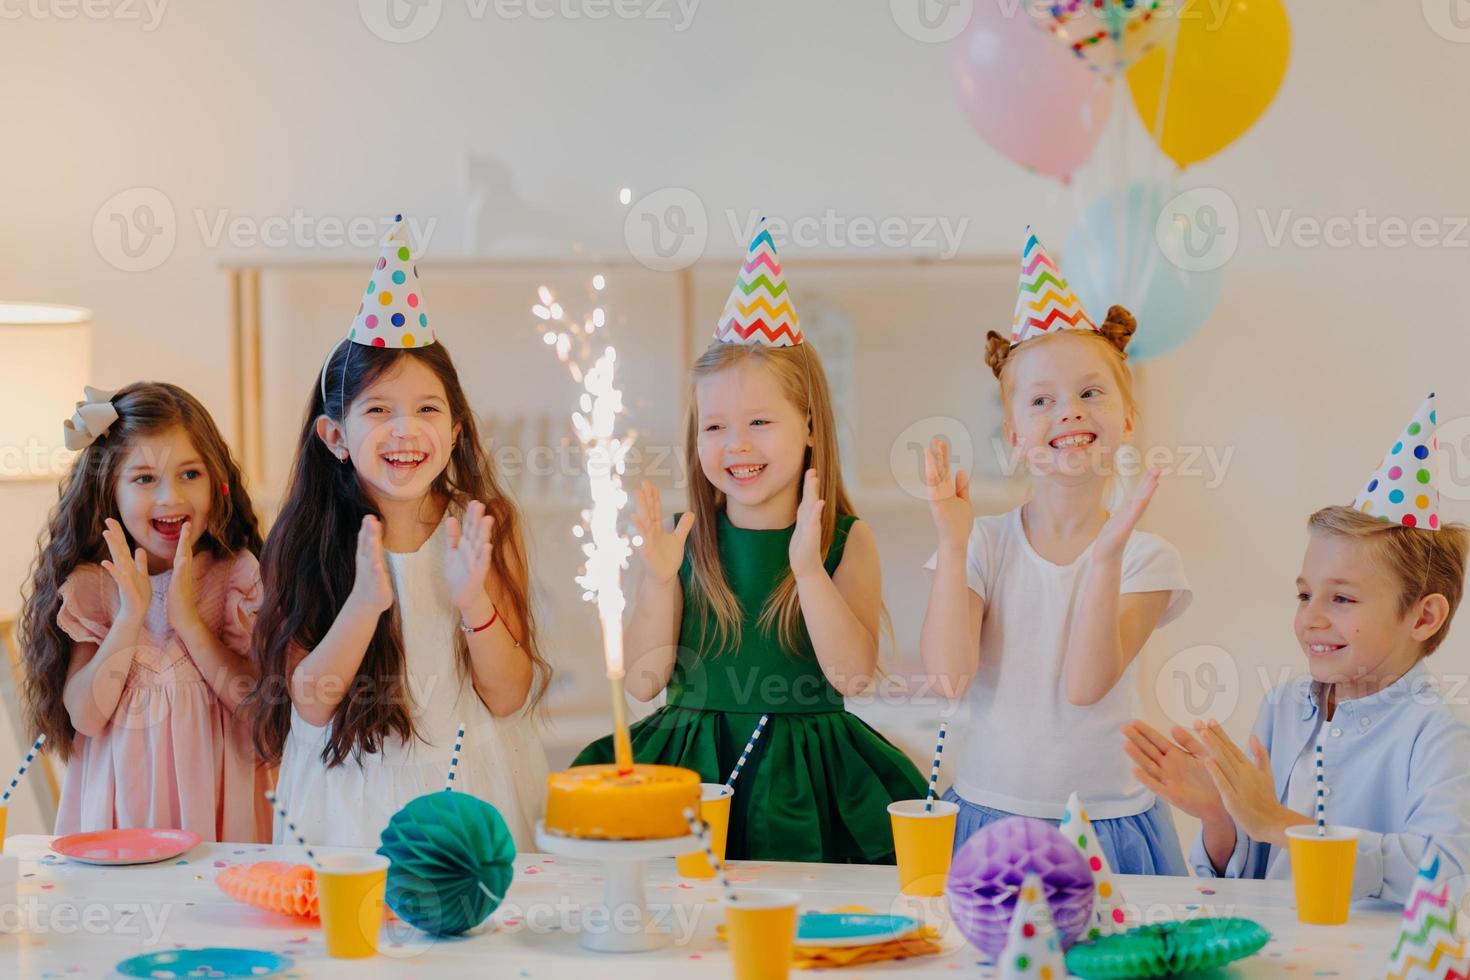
[246, 340, 549, 767]
[682, 342, 856, 656]
[19, 382, 263, 760]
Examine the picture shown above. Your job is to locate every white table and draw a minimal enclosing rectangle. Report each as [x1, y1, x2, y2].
[0, 835, 1401, 977]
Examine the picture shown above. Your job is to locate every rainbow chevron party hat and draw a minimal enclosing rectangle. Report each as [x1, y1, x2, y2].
[1353, 393, 1440, 529]
[347, 214, 435, 350]
[1011, 227, 1096, 344]
[714, 218, 802, 347]
[1384, 850, 1469, 979]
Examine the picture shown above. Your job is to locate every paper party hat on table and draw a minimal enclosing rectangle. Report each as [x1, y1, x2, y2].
[347, 214, 435, 350]
[998, 872, 1067, 980]
[1385, 850, 1470, 980]
[1060, 792, 1127, 940]
[1354, 393, 1440, 529]
[714, 218, 802, 347]
[1011, 228, 1096, 345]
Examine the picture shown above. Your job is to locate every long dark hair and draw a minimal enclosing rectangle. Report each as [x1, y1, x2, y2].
[19, 382, 263, 760]
[247, 340, 549, 767]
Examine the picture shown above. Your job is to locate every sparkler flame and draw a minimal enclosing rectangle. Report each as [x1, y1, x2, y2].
[535, 281, 637, 773]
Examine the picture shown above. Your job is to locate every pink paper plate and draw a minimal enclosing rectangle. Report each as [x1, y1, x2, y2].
[51, 828, 202, 866]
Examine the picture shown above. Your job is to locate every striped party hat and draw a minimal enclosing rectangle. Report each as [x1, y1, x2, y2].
[714, 218, 802, 347]
[1385, 850, 1469, 980]
[1011, 228, 1096, 345]
[347, 214, 435, 350]
[1352, 393, 1440, 529]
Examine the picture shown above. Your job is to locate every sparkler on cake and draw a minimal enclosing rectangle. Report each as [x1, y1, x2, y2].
[533, 280, 699, 840]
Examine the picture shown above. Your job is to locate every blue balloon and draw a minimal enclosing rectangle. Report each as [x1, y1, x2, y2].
[1063, 181, 1226, 364]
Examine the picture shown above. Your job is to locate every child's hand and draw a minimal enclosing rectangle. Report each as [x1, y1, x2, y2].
[100, 518, 153, 623]
[789, 469, 826, 579]
[1123, 720, 1227, 823]
[1094, 467, 1160, 561]
[165, 521, 203, 633]
[348, 515, 394, 615]
[631, 482, 693, 586]
[445, 501, 494, 615]
[924, 438, 973, 549]
[1193, 719, 1307, 847]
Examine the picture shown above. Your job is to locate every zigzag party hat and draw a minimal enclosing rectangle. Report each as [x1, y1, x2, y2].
[1060, 792, 1128, 940]
[998, 873, 1068, 980]
[1385, 849, 1469, 980]
[347, 214, 435, 350]
[714, 218, 802, 347]
[1011, 227, 1096, 345]
[1353, 393, 1440, 529]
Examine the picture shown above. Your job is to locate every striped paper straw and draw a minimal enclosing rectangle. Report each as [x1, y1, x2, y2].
[1, 734, 45, 805]
[445, 722, 466, 792]
[265, 790, 320, 868]
[1314, 741, 1326, 837]
[684, 807, 735, 902]
[924, 723, 948, 812]
[725, 714, 770, 789]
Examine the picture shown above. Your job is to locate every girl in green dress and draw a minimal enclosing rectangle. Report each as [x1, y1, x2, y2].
[574, 223, 926, 863]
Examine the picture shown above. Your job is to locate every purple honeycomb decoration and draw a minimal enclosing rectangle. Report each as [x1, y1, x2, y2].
[945, 816, 1096, 958]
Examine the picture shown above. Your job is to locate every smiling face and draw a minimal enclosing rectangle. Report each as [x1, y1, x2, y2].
[1294, 529, 1440, 696]
[1003, 333, 1134, 483]
[114, 425, 213, 574]
[316, 355, 460, 510]
[695, 358, 811, 526]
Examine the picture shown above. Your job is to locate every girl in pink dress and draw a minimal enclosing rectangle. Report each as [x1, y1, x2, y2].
[19, 383, 271, 842]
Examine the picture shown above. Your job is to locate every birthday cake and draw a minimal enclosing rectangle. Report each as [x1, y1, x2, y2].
[544, 764, 700, 840]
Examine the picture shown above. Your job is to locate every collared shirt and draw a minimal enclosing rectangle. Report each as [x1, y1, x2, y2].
[1190, 661, 1470, 903]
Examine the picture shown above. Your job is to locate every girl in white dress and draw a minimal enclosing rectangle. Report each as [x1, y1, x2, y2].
[247, 228, 550, 847]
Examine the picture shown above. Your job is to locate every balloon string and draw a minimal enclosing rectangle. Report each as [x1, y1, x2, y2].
[479, 881, 502, 904]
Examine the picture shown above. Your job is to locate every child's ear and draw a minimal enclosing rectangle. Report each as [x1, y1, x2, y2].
[1409, 592, 1451, 646]
[1004, 418, 1018, 449]
[314, 415, 350, 462]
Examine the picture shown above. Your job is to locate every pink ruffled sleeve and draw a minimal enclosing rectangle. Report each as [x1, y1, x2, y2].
[56, 564, 117, 646]
[221, 551, 263, 659]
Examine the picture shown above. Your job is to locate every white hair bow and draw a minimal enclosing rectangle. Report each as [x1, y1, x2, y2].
[62, 386, 119, 451]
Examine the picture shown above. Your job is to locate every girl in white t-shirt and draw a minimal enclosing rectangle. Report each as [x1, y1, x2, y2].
[919, 236, 1192, 874]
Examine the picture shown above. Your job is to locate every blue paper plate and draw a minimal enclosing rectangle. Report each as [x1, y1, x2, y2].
[115, 948, 292, 978]
[796, 912, 921, 948]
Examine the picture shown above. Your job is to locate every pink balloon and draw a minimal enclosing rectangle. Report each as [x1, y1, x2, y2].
[951, 0, 1114, 181]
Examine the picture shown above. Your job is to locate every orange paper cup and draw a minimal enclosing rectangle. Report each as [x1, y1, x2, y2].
[1287, 825, 1359, 925]
[316, 853, 389, 958]
[677, 783, 734, 879]
[888, 800, 957, 897]
[725, 889, 799, 980]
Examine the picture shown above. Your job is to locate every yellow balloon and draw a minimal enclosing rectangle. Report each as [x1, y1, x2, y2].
[1127, 0, 1290, 168]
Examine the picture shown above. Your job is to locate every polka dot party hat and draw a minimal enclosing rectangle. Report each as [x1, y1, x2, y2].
[1011, 227, 1096, 345]
[1059, 792, 1128, 940]
[714, 217, 802, 347]
[1352, 393, 1440, 529]
[998, 872, 1067, 980]
[347, 214, 435, 350]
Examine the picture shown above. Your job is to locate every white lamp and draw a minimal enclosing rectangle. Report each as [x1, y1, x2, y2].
[0, 303, 92, 481]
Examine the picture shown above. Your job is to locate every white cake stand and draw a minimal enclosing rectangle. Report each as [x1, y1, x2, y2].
[534, 821, 701, 953]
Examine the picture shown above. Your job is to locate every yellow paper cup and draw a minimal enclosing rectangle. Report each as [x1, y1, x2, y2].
[677, 783, 734, 879]
[1287, 825, 1359, 925]
[316, 853, 390, 958]
[0, 806, 9, 844]
[888, 800, 957, 897]
[725, 889, 799, 980]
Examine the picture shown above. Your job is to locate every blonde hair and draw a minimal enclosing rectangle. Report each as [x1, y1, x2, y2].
[985, 305, 1140, 419]
[1308, 505, 1470, 656]
[683, 342, 853, 656]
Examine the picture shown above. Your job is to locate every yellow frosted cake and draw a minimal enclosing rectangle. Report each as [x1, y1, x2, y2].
[544, 764, 701, 840]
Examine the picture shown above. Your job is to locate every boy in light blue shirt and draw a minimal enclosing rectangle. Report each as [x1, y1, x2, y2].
[1125, 394, 1470, 903]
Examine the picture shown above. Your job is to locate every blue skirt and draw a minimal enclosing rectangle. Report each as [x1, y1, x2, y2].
[945, 788, 1189, 877]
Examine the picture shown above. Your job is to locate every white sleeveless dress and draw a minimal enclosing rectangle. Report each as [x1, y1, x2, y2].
[274, 518, 548, 849]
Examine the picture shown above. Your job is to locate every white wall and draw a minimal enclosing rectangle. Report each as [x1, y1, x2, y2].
[4, 0, 1470, 839]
